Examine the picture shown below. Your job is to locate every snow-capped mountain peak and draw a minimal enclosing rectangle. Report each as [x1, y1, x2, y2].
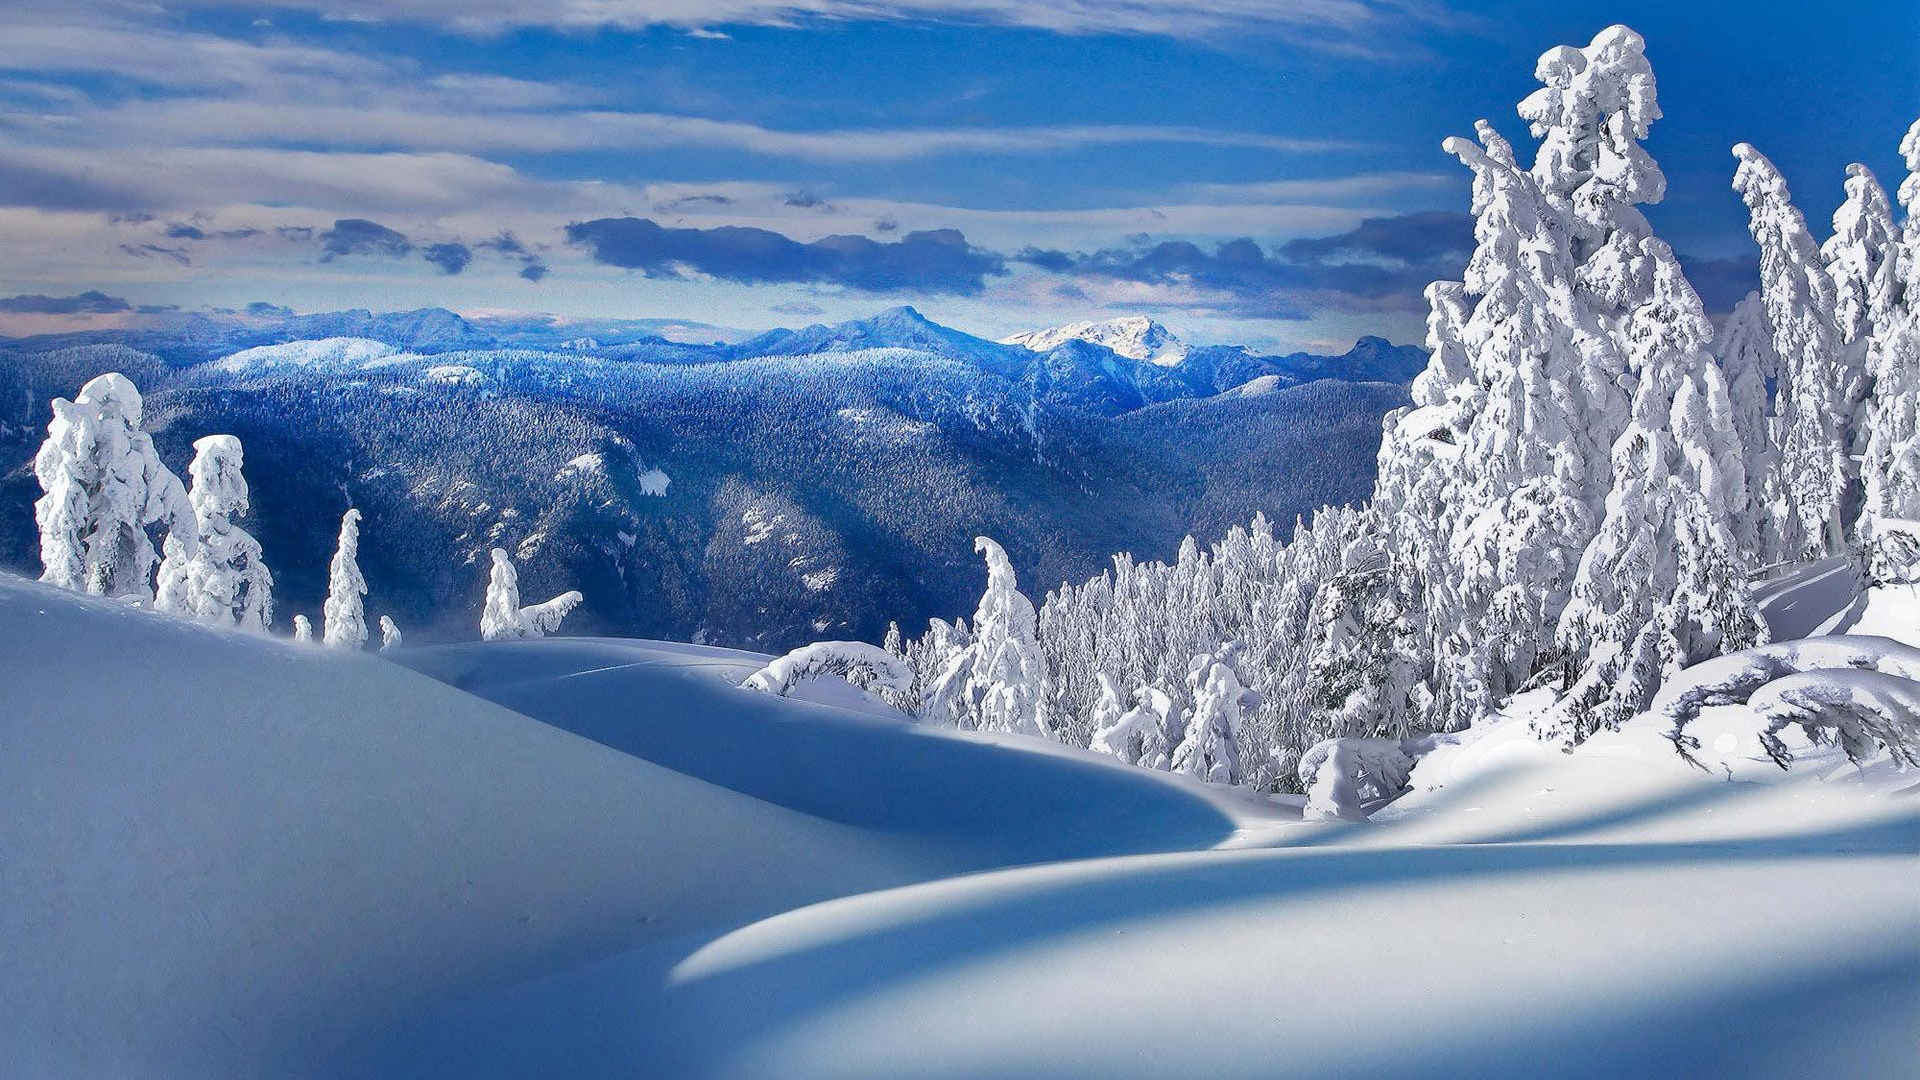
[1001, 316, 1189, 367]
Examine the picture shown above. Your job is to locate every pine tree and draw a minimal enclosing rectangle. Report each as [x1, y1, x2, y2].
[1171, 643, 1258, 784]
[964, 536, 1050, 737]
[292, 614, 313, 643]
[33, 373, 194, 600]
[155, 435, 273, 631]
[1861, 121, 1920, 535]
[1714, 292, 1779, 561]
[480, 547, 584, 641]
[1733, 142, 1855, 558]
[322, 508, 368, 649]
[380, 615, 402, 651]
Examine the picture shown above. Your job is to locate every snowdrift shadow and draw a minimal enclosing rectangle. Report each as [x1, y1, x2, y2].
[398, 638, 1240, 868]
[358, 813, 1919, 1078]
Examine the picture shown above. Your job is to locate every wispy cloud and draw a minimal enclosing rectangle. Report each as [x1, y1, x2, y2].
[0, 289, 130, 314]
[567, 217, 1006, 293]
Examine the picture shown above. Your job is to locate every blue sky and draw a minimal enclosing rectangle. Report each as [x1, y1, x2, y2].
[0, 0, 1913, 350]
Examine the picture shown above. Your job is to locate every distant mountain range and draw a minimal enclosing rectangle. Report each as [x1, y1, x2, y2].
[1, 306, 1423, 650]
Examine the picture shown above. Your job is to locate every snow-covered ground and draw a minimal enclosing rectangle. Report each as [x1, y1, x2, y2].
[4, 569, 1916, 1077]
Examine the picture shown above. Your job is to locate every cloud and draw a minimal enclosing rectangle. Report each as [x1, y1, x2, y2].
[566, 217, 1006, 294]
[119, 242, 191, 264]
[123, 0, 1467, 52]
[0, 289, 130, 314]
[771, 300, 826, 317]
[136, 303, 180, 314]
[320, 217, 412, 260]
[519, 260, 550, 281]
[1276, 209, 1471, 265]
[165, 222, 207, 240]
[246, 301, 295, 317]
[422, 241, 473, 274]
[1013, 211, 1473, 319]
[784, 191, 833, 210]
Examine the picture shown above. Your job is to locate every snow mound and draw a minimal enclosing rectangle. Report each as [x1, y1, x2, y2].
[0, 572, 913, 1076]
[1002, 316, 1189, 367]
[214, 337, 406, 372]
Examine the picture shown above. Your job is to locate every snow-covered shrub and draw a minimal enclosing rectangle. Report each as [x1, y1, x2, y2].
[916, 538, 1049, 737]
[33, 372, 194, 600]
[742, 641, 911, 698]
[480, 548, 584, 641]
[379, 615, 403, 652]
[1297, 738, 1421, 822]
[154, 434, 273, 631]
[322, 509, 368, 649]
[1748, 670, 1920, 770]
[292, 614, 313, 643]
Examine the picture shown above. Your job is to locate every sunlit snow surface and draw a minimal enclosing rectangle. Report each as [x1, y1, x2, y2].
[3, 569, 1915, 1078]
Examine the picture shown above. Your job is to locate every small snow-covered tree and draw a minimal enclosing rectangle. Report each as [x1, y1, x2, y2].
[1171, 643, 1260, 784]
[480, 547, 583, 641]
[932, 537, 1050, 736]
[321, 508, 368, 649]
[379, 615, 402, 652]
[1091, 682, 1176, 770]
[292, 614, 313, 643]
[154, 434, 273, 631]
[1734, 142, 1856, 559]
[741, 641, 912, 699]
[33, 373, 194, 600]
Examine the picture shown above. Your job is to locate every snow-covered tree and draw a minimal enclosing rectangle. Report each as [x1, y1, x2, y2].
[292, 614, 313, 643]
[1091, 683, 1176, 770]
[1546, 240, 1761, 739]
[1714, 291, 1779, 561]
[963, 537, 1050, 736]
[33, 373, 194, 600]
[1861, 121, 1920, 534]
[379, 615, 402, 652]
[1170, 643, 1260, 784]
[1733, 142, 1856, 559]
[480, 547, 584, 641]
[1518, 24, 1666, 319]
[154, 434, 273, 631]
[321, 508, 368, 649]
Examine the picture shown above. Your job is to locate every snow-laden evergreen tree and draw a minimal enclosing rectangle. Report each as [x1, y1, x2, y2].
[1546, 241, 1759, 739]
[1822, 163, 1901, 543]
[958, 537, 1050, 736]
[1517, 24, 1666, 320]
[480, 547, 584, 641]
[321, 508, 368, 649]
[1733, 142, 1856, 558]
[292, 614, 313, 643]
[154, 435, 273, 631]
[1301, 517, 1423, 741]
[33, 373, 194, 600]
[1090, 683, 1175, 770]
[1170, 643, 1259, 784]
[379, 615, 402, 652]
[1436, 120, 1602, 723]
[1714, 291, 1779, 561]
[1860, 120, 1920, 540]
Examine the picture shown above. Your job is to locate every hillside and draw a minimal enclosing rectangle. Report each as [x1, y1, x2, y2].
[6, 567, 1912, 1078]
[0, 308, 1415, 650]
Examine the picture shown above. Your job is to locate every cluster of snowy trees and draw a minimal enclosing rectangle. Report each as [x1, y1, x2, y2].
[31, 372, 582, 647]
[884, 28, 1920, 791]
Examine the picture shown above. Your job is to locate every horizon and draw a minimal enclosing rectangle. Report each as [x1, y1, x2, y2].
[2, 1, 1915, 352]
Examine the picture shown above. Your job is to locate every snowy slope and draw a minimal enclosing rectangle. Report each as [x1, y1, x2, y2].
[0, 573, 932, 1076]
[1002, 315, 1190, 367]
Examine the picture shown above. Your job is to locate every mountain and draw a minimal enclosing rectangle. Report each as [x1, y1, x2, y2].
[1002, 316, 1190, 367]
[728, 306, 1031, 377]
[0, 307, 1421, 651]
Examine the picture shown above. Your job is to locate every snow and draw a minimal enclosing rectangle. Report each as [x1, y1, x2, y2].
[214, 337, 406, 372]
[1001, 316, 1190, 367]
[637, 467, 671, 496]
[8, 567, 1918, 1077]
[423, 364, 489, 387]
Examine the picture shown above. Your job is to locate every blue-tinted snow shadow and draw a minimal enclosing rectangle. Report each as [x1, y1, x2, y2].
[397, 639, 1239, 869]
[349, 813, 1920, 1079]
